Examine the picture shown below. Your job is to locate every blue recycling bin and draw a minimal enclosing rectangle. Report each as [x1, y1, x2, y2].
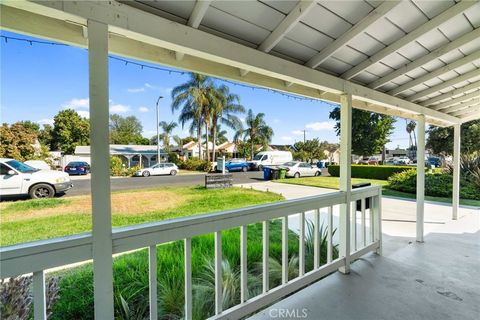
[263, 167, 272, 180]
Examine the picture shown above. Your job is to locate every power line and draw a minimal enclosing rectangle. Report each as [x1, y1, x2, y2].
[2, 34, 328, 104]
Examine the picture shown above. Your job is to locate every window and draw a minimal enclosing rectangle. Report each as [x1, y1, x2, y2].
[5, 160, 38, 173]
[299, 163, 311, 168]
[0, 164, 11, 175]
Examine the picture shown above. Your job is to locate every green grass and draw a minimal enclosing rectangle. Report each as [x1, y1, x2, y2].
[276, 176, 480, 207]
[2, 198, 71, 212]
[0, 187, 283, 246]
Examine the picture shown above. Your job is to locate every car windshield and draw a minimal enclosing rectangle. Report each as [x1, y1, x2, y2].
[6, 160, 39, 173]
[253, 154, 264, 160]
[282, 162, 297, 167]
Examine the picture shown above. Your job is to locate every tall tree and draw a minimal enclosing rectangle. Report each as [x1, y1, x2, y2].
[38, 124, 53, 148]
[17, 120, 40, 134]
[329, 108, 395, 156]
[0, 123, 37, 161]
[293, 139, 328, 163]
[52, 109, 90, 154]
[171, 73, 213, 160]
[234, 109, 273, 159]
[209, 84, 245, 161]
[427, 120, 480, 155]
[109, 114, 147, 145]
[158, 121, 178, 151]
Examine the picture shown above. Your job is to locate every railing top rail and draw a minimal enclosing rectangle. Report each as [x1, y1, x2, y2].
[0, 185, 381, 279]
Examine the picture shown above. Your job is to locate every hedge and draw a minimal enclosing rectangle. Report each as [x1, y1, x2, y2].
[327, 164, 414, 180]
[388, 170, 480, 200]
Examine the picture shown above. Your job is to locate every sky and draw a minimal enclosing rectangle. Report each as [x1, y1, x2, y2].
[1, 30, 411, 148]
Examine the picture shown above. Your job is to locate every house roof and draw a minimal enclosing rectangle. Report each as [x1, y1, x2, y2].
[75, 145, 167, 155]
[2, 1, 479, 127]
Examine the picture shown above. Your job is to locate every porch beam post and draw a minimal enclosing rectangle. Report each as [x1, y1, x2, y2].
[339, 92, 352, 274]
[416, 115, 426, 243]
[452, 123, 461, 220]
[88, 19, 114, 319]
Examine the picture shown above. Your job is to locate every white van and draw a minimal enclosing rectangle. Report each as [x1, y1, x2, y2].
[0, 158, 73, 199]
[249, 151, 293, 171]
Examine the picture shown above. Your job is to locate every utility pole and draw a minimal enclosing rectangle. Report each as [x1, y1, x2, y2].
[303, 130, 307, 143]
[156, 96, 164, 164]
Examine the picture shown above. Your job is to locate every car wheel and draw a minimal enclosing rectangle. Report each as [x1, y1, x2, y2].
[29, 184, 55, 199]
[242, 166, 247, 172]
[258, 165, 263, 171]
[170, 170, 177, 176]
[294, 172, 300, 178]
[315, 171, 321, 176]
[142, 171, 151, 177]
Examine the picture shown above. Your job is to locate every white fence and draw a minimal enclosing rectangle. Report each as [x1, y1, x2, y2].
[0, 185, 382, 319]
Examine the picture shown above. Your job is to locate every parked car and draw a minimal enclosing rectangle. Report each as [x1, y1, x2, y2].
[427, 156, 441, 168]
[135, 163, 179, 177]
[24, 160, 51, 171]
[395, 156, 411, 165]
[0, 158, 72, 199]
[281, 161, 321, 178]
[220, 159, 249, 172]
[249, 151, 293, 171]
[64, 161, 91, 175]
[357, 157, 378, 165]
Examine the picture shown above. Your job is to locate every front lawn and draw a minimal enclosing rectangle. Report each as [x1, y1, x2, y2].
[0, 186, 283, 246]
[276, 176, 480, 207]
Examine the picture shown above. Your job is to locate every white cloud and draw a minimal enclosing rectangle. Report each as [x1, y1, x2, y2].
[292, 130, 303, 135]
[127, 87, 145, 93]
[240, 117, 246, 123]
[280, 136, 292, 141]
[273, 118, 281, 124]
[37, 119, 54, 126]
[305, 121, 335, 131]
[144, 83, 155, 89]
[62, 98, 89, 110]
[110, 103, 131, 113]
[77, 110, 90, 119]
[138, 106, 149, 113]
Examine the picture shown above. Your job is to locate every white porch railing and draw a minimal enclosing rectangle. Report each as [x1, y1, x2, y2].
[0, 185, 382, 320]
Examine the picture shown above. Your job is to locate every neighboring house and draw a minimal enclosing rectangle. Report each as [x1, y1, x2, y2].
[72, 145, 168, 168]
[324, 148, 340, 164]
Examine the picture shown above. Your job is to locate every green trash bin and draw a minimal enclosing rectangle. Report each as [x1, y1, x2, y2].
[279, 168, 286, 179]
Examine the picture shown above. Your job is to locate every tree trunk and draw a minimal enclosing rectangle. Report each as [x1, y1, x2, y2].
[197, 125, 202, 160]
[205, 121, 210, 162]
[212, 123, 217, 162]
[250, 136, 254, 160]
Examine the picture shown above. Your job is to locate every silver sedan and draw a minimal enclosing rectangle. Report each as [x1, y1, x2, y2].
[281, 161, 321, 178]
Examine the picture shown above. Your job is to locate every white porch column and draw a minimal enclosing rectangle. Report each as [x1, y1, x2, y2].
[88, 20, 114, 319]
[339, 93, 352, 274]
[416, 115, 426, 243]
[452, 123, 461, 220]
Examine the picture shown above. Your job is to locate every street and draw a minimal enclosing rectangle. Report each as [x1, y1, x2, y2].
[67, 171, 265, 196]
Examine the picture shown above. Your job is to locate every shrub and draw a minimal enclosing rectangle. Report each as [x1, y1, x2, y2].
[50, 221, 338, 319]
[327, 164, 414, 180]
[167, 152, 180, 165]
[110, 156, 141, 177]
[388, 169, 480, 200]
[179, 157, 210, 172]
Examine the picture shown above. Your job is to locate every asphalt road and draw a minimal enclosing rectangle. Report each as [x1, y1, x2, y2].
[66, 171, 265, 196]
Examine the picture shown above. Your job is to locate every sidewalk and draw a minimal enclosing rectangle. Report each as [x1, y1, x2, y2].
[236, 181, 479, 255]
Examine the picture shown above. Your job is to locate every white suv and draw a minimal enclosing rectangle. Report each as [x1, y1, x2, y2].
[0, 158, 73, 199]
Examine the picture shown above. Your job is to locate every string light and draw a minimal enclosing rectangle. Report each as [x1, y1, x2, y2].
[1, 34, 323, 103]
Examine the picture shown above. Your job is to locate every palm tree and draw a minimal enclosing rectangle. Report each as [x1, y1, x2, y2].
[234, 109, 273, 160]
[209, 85, 245, 161]
[171, 73, 213, 160]
[159, 121, 177, 151]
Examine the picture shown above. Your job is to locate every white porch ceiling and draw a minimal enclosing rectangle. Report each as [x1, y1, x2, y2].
[1, 0, 479, 126]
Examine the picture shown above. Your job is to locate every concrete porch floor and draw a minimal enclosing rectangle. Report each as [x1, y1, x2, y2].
[244, 183, 480, 320]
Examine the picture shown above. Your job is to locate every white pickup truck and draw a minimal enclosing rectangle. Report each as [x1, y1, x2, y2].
[0, 158, 73, 199]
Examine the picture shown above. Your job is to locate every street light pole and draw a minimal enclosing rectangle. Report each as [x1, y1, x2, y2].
[156, 96, 164, 164]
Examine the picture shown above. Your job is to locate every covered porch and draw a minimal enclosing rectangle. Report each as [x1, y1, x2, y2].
[0, 1, 478, 319]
